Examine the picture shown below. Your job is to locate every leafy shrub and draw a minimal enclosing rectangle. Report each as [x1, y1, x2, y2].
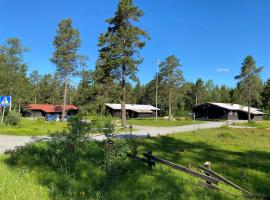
[263, 111, 270, 120]
[103, 118, 115, 137]
[88, 114, 116, 134]
[103, 139, 138, 176]
[6, 114, 139, 199]
[4, 110, 21, 126]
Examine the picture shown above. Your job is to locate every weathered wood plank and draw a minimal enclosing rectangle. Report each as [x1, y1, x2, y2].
[143, 153, 219, 185]
[198, 165, 252, 195]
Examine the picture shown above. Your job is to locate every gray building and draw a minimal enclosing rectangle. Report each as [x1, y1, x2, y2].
[105, 103, 160, 118]
[193, 102, 265, 121]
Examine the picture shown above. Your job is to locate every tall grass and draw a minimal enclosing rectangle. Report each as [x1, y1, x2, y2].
[0, 118, 67, 136]
[0, 155, 49, 200]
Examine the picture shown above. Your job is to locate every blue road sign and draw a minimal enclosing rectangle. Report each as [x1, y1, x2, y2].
[0, 96, 11, 107]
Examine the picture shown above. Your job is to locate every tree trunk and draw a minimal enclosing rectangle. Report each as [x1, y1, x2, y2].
[248, 88, 251, 122]
[62, 76, 68, 122]
[168, 86, 172, 121]
[248, 100, 251, 122]
[18, 97, 21, 114]
[121, 65, 127, 127]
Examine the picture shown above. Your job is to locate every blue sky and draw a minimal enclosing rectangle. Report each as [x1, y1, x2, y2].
[1, 0, 269, 87]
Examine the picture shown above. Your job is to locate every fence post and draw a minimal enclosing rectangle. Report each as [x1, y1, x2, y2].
[129, 125, 132, 134]
[204, 161, 211, 185]
[146, 150, 155, 169]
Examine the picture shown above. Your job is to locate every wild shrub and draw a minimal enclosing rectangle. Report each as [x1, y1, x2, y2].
[6, 114, 140, 199]
[4, 110, 21, 126]
[103, 139, 138, 176]
[103, 118, 115, 137]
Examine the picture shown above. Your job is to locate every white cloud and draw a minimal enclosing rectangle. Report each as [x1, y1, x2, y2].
[216, 68, 230, 73]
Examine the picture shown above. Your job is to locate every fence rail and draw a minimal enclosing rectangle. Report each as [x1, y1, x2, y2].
[129, 150, 265, 198]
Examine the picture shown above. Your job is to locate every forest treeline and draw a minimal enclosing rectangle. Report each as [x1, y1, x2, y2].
[0, 0, 270, 120]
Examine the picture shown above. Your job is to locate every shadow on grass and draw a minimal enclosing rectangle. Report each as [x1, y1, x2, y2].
[4, 134, 270, 199]
[3, 142, 232, 200]
[136, 136, 270, 196]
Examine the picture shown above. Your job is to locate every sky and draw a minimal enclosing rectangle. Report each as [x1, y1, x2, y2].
[1, 0, 270, 87]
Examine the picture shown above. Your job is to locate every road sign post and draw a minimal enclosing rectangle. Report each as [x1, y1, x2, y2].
[0, 96, 11, 125]
[1, 106, 5, 124]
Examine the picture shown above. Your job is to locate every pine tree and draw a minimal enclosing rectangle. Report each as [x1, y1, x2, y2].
[159, 55, 184, 121]
[97, 0, 150, 127]
[51, 19, 84, 121]
[0, 38, 31, 111]
[235, 56, 263, 121]
[262, 79, 270, 111]
[30, 70, 42, 104]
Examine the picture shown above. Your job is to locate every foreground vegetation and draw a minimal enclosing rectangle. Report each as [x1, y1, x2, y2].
[0, 118, 67, 136]
[234, 120, 270, 129]
[128, 118, 201, 127]
[0, 155, 49, 200]
[2, 118, 269, 199]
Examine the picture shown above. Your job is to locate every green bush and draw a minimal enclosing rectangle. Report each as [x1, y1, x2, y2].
[4, 110, 21, 126]
[6, 115, 140, 199]
[103, 139, 138, 176]
[103, 118, 115, 137]
[263, 111, 270, 120]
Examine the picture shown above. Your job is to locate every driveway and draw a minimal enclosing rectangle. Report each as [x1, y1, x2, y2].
[87, 121, 231, 140]
[0, 135, 50, 154]
[0, 121, 231, 153]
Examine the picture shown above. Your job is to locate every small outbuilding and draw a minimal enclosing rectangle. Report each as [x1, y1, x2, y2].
[25, 104, 79, 119]
[193, 102, 265, 121]
[105, 103, 161, 118]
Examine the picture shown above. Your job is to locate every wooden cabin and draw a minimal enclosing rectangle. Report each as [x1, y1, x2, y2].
[193, 102, 265, 121]
[105, 103, 160, 118]
[24, 104, 79, 120]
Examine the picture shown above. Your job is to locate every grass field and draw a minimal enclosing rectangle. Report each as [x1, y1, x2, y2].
[128, 118, 202, 126]
[0, 155, 49, 200]
[0, 118, 67, 136]
[234, 120, 270, 129]
[0, 117, 134, 136]
[2, 126, 269, 199]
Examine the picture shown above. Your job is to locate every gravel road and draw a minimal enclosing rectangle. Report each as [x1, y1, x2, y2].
[0, 121, 232, 154]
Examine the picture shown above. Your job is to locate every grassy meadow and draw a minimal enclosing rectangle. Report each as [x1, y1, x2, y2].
[234, 120, 270, 129]
[1, 126, 269, 200]
[128, 117, 202, 126]
[0, 118, 67, 136]
[0, 155, 49, 200]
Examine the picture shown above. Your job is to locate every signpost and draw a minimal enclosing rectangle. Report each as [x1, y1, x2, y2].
[0, 96, 11, 124]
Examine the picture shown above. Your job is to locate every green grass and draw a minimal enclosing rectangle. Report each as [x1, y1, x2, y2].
[0, 118, 67, 136]
[128, 118, 202, 126]
[234, 120, 270, 129]
[136, 127, 270, 197]
[0, 155, 49, 200]
[3, 126, 270, 199]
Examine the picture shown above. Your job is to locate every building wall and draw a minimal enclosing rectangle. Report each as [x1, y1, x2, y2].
[106, 107, 156, 118]
[228, 111, 239, 120]
[137, 113, 156, 118]
[252, 115, 263, 121]
[29, 110, 44, 118]
[193, 104, 229, 120]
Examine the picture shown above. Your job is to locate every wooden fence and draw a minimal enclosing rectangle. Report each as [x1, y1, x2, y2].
[130, 150, 270, 200]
